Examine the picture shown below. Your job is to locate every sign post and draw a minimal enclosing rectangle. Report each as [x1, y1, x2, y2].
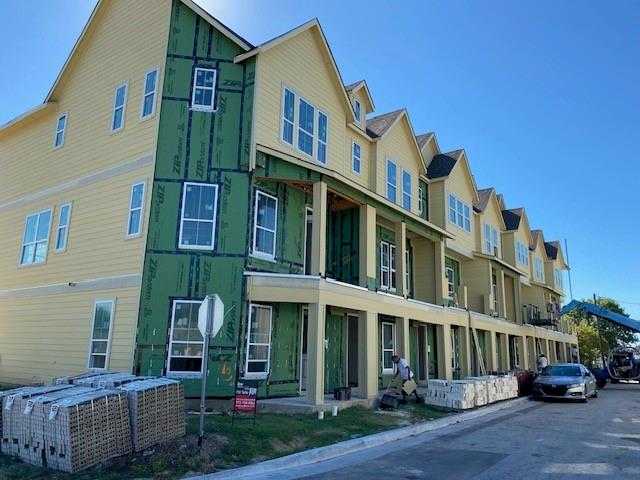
[197, 294, 224, 449]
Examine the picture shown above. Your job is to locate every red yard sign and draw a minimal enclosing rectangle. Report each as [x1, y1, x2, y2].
[233, 379, 258, 414]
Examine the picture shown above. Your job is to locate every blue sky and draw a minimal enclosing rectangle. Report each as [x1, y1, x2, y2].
[1, 0, 639, 318]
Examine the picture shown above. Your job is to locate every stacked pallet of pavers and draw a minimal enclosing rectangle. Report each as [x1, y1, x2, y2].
[42, 389, 132, 472]
[462, 377, 490, 406]
[1, 385, 74, 457]
[117, 378, 185, 451]
[424, 379, 478, 410]
[423, 379, 450, 407]
[73, 372, 148, 389]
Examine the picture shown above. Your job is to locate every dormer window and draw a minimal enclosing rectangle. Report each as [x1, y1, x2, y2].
[354, 99, 361, 122]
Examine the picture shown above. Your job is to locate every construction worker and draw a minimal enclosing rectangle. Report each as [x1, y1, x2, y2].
[536, 353, 548, 372]
[571, 346, 579, 363]
[392, 355, 420, 403]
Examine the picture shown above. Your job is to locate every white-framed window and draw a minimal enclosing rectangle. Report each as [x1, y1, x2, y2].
[491, 270, 498, 314]
[20, 209, 52, 266]
[298, 98, 315, 157]
[281, 87, 329, 164]
[448, 194, 471, 232]
[127, 181, 145, 237]
[55, 203, 72, 252]
[111, 83, 128, 133]
[88, 300, 115, 370]
[446, 266, 456, 299]
[282, 87, 295, 145]
[317, 111, 328, 164]
[167, 300, 204, 375]
[179, 182, 218, 250]
[381, 321, 396, 374]
[379, 241, 396, 291]
[352, 141, 361, 174]
[141, 67, 159, 119]
[386, 159, 397, 203]
[516, 241, 529, 266]
[554, 268, 563, 288]
[402, 170, 411, 211]
[484, 223, 500, 256]
[252, 190, 278, 260]
[245, 304, 273, 378]
[53, 114, 67, 149]
[405, 247, 411, 294]
[191, 67, 217, 111]
[534, 256, 545, 282]
[418, 184, 424, 215]
[354, 99, 361, 121]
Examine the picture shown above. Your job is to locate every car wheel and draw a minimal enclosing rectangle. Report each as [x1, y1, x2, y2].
[592, 389, 598, 398]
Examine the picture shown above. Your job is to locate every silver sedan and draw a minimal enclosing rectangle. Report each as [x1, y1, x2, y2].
[532, 363, 598, 402]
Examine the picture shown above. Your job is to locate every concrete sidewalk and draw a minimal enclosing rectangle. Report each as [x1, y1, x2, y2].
[186, 396, 531, 480]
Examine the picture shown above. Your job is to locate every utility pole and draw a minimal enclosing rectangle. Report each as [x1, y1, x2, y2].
[564, 238, 574, 300]
[593, 293, 607, 369]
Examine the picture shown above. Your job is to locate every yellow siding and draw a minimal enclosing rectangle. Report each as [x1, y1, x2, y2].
[0, 287, 139, 384]
[0, 0, 172, 383]
[461, 259, 490, 313]
[429, 181, 445, 228]
[443, 162, 477, 254]
[478, 198, 504, 258]
[512, 221, 532, 278]
[412, 237, 436, 303]
[375, 117, 424, 215]
[421, 141, 438, 166]
[345, 128, 371, 186]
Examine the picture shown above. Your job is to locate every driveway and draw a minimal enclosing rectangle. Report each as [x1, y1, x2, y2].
[273, 383, 640, 479]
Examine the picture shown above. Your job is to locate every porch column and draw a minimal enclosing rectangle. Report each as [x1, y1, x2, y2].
[358, 311, 378, 398]
[311, 181, 327, 277]
[500, 333, 510, 371]
[462, 326, 473, 377]
[306, 303, 326, 405]
[487, 331, 499, 373]
[434, 240, 446, 305]
[496, 270, 507, 318]
[519, 336, 529, 369]
[359, 204, 377, 290]
[514, 278, 523, 324]
[395, 221, 407, 297]
[396, 317, 410, 358]
[439, 324, 453, 379]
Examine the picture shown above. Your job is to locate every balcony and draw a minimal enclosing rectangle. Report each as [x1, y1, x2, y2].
[524, 304, 560, 327]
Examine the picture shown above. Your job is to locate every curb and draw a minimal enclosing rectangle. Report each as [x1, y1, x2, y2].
[187, 396, 532, 480]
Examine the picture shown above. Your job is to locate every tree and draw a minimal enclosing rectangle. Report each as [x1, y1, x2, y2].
[566, 297, 637, 366]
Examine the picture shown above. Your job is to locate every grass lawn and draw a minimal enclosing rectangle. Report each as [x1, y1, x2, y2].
[0, 402, 449, 480]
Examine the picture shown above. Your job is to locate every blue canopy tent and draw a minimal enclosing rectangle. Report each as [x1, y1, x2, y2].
[560, 300, 640, 333]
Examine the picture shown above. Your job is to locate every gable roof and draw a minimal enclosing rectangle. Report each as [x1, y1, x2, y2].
[365, 109, 404, 137]
[416, 132, 434, 150]
[426, 150, 463, 179]
[474, 188, 493, 213]
[502, 208, 524, 231]
[344, 79, 375, 112]
[544, 241, 560, 260]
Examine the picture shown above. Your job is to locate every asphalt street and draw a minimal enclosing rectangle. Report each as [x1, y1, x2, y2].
[264, 383, 640, 479]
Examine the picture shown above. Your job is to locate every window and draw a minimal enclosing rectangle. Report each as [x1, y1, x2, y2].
[20, 209, 52, 265]
[379, 241, 396, 291]
[282, 88, 295, 145]
[111, 83, 128, 132]
[88, 300, 114, 370]
[405, 247, 411, 295]
[245, 304, 273, 378]
[491, 271, 498, 314]
[191, 67, 216, 111]
[516, 241, 529, 266]
[446, 266, 456, 299]
[534, 257, 545, 282]
[381, 322, 396, 373]
[141, 68, 159, 119]
[298, 98, 315, 157]
[127, 182, 145, 237]
[253, 190, 278, 260]
[168, 300, 204, 374]
[317, 111, 328, 164]
[53, 114, 67, 149]
[554, 268, 563, 288]
[55, 203, 72, 252]
[386, 159, 397, 203]
[352, 141, 361, 174]
[448, 194, 471, 232]
[179, 183, 218, 249]
[354, 99, 361, 121]
[418, 185, 424, 215]
[402, 170, 411, 211]
[484, 223, 500, 256]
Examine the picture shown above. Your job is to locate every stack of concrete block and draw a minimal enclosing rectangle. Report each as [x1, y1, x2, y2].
[117, 378, 185, 451]
[465, 375, 519, 404]
[462, 377, 489, 406]
[53, 372, 106, 386]
[73, 373, 149, 389]
[424, 379, 478, 410]
[1, 385, 74, 456]
[42, 389, 132, 472]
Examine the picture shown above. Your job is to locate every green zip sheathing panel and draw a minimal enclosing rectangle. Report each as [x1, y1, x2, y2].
[135, 0, 255, 397]
[324, 313, 347, 392]
[427, 324, 438, 378]
[419, 180, 429, 221]
[409, 324, 419, 379]
[326, 208, 359, 285]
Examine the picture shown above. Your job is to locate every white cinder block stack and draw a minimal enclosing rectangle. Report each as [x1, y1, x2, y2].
[73, 373, 149, 389]
[425, 374, 519, 410]
[117, 378, 185, 452]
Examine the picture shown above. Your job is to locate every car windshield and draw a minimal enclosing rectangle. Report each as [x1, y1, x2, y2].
[541, 365, 581, 377]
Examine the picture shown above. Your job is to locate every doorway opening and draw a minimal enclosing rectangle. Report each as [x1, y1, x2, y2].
[347, 314, 359, 387]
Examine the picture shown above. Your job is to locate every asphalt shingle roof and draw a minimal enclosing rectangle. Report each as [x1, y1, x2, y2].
[415, 132, 434, 150]
[544, 241, 560, 260]
[502, 208, 524, 231]
[365, 109, 404, 138]
[474, 188, 494, 213]
[345, 80, 363, 92]
[426, 150, 463, 179]
[530, 229, 543, 249]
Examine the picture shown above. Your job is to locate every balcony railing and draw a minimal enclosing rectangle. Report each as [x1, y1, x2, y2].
[524, 303, 560, 326]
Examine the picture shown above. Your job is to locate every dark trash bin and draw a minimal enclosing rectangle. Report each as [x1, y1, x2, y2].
[334, 387, 351, 401]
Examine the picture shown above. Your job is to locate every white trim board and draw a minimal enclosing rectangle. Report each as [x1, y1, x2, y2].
[0, 273, 141, 299]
